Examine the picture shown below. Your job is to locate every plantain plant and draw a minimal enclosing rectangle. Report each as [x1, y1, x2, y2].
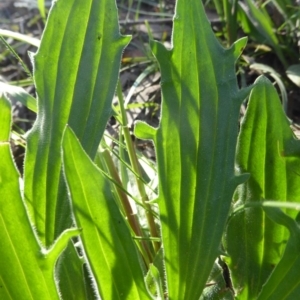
[1, 0, 300, 299]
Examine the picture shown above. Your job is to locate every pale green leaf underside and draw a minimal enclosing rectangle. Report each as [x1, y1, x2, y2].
[0, 29, 40, 48]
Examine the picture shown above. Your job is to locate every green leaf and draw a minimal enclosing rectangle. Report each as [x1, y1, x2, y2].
[0, 82, 37, 113]
[135, 0, 250, 298]
[257, 209, 300, 299]
[37, 0, 46, 20]
[0, 95, 78, 299]
[145, 264, 164, 299]
[249, 63, 288, 112]
[23, 0, 130, 246]
[56, 241, 92, 300]
[62, 126, 151, 300]
[225, 76, 300, 299]
[238, 0, 287, 67]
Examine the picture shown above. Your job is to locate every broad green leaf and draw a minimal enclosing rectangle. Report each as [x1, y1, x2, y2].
[135, 0, 250, 298]
[225, 76, 300, 299]
[23, 0, 130, 246]
[0, 95, 79, 299]
[62, 126, 151, 300]
[258, 208, 300, 299]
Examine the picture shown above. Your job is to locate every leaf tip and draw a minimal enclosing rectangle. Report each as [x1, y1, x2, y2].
[134, 120, 157, 141]
[47, 228, 81, 263]
[150, 40, 171, 59]
[231, 36, 248, 62]
[233, 172, 250, 188]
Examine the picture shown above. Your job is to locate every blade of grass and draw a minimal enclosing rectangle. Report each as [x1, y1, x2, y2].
[0, 36, 33, 79]
[116, 80, 161, 253]
[0, 29, 40, 48]
[99, 145, 154, 265]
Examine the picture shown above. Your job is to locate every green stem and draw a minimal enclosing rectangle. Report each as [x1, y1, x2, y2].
[116, 79, 161, 253]
[100, 148, 153, 266]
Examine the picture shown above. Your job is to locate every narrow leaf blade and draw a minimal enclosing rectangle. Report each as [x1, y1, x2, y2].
[62, 126, 151, 300]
